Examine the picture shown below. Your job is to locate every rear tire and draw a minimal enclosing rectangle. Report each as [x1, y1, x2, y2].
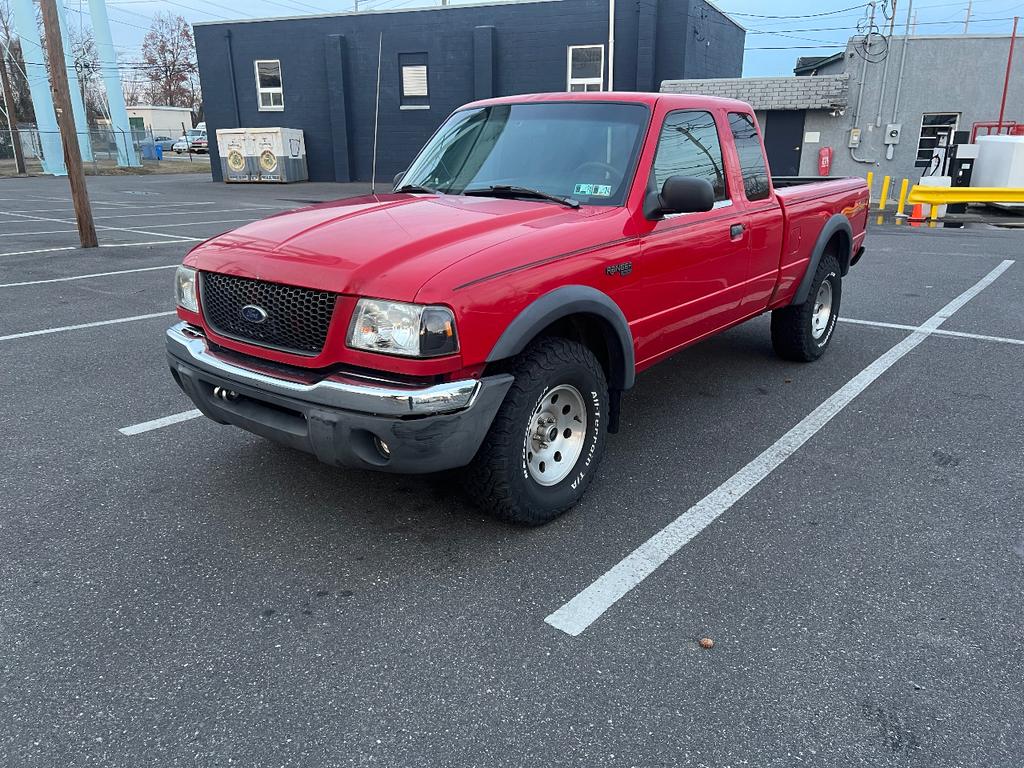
[465, 338, 608, 526]
[771, 254, 842, 362]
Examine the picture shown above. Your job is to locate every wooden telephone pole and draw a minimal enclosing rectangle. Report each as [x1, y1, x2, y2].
[0, 49, 27, 175]
[39, 0, 97, 248]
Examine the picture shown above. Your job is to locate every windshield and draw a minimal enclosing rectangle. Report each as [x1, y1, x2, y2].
[399, 102, 650, 206]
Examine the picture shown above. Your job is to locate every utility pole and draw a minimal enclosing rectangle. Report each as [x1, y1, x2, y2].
[963, 0, 972, 33]
[39, 0, 97, 247]
[0, 50, 26, 175]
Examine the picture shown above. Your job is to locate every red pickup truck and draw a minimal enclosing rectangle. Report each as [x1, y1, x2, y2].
[168, 92, 867, 524]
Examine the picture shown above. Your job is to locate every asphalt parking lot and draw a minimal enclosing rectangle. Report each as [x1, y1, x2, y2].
[1, 172, 1021, 767]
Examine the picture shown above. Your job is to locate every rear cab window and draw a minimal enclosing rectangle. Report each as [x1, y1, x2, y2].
[727, 112, 772, 202]
[649, 110, 730, 209]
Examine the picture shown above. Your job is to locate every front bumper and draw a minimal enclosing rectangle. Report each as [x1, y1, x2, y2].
[166, 322, 513, 473]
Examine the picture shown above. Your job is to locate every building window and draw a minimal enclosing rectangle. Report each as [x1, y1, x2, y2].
[567, 45, 604, 92]
[728, 112, 771, 201]
[400, 53, 429, 110]
[916, 112, 959, 171]
[255, 60, 283, 111]
[651, 110, 729, 203]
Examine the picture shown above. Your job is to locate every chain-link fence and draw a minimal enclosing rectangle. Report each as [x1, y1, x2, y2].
[0, 124, 208, 176]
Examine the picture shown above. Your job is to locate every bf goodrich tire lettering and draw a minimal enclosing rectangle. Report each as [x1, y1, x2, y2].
[770, 254, 843, 362]
[466, 337, 608, 526]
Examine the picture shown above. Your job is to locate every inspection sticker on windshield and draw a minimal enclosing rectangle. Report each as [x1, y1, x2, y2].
[574, 183, 612, 197]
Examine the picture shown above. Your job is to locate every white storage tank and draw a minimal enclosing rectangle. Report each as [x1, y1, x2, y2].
[973, 135, 1024, 210]
[973, 134, 1024, 181]
[216, 128, 256, 183]
[250, 127, 308, 183]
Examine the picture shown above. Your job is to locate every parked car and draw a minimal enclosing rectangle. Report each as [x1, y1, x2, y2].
[153, 136, 177, 152]
[167, 93, 868, 525]
[187, 129, 208, 154]
[172, 136, 189, 154]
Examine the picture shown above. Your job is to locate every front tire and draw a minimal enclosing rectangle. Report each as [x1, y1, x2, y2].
[771, 254, 842, 362]
[465, 338, 608, 526]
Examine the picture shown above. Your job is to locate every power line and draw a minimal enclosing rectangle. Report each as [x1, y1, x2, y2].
[722, 3, 867, 19]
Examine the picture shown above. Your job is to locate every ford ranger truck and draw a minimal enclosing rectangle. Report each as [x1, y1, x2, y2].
[168, 93, 868, 525]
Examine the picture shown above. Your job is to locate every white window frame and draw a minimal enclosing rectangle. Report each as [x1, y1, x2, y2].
[566, 45, 605, 92]
[255, 59, 284, 112]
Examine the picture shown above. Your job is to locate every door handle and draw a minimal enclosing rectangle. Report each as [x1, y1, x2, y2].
[730, 223, 745, 239]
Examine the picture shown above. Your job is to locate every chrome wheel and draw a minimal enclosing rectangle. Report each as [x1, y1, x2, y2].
[811, 279, 833, 340]
[526, 384, 587, 486]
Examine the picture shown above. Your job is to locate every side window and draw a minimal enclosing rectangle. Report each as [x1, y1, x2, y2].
[728, 112, 771, 201]
[651, 110, 728, 202]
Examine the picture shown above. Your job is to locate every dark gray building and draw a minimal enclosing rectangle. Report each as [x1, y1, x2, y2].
[194, 0, 744, 183]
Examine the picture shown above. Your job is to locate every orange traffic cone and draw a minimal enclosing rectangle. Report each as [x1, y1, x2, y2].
[908, 203, 925, 226]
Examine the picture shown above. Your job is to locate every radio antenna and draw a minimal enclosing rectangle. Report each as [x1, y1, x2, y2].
[371, 32, 382, 194]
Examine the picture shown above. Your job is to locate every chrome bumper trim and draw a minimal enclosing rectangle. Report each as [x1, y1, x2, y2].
[166, 322, 478, 416]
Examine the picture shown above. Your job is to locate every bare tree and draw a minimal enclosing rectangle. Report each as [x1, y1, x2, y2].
[68, 24, 106, 121]
[140, 12, 199, 111]
[122, 73, 144, 107]
[0, 0, 35, 123]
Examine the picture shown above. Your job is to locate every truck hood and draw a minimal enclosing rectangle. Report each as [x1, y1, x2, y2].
[184, 193, 603, 300]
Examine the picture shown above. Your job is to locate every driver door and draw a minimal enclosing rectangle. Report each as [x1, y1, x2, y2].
[633, 108, 751, 367]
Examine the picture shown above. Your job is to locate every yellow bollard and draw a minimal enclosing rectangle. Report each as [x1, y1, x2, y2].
[896, 178, 910, 216]
[879, 175, 891, 210]
[929, 203, 940, 222]
[876, 215, 884, 226]
[866, 171, 874, 204]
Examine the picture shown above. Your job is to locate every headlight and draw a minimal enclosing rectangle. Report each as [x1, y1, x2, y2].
[174, 266, 198, 312]
[348, 299, 458, 358]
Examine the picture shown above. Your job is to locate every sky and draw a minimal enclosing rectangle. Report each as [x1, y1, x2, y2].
[69, 0, 1024, 77]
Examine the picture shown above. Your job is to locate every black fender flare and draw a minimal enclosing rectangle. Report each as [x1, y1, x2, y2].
[791, 214, 853, 306]
[486, 285, 636, 390]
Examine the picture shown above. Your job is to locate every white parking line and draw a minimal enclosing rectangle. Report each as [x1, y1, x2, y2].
[0, 217, 260, 238]
[0, 201, 220, 214]
[545, 259, 1015, 637]
[0, 209, 201, 243]
[841, 317, 1024, 346]
[0, 240, 197, 258]
[119, 409, 202, 436]
[0, 311, 176, 342]
[0, 264, 178, 288]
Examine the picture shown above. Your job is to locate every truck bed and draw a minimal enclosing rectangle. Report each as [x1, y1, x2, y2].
[769, 175, 870, 308]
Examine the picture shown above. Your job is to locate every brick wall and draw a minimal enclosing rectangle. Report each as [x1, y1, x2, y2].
[661, 74, 849, 110]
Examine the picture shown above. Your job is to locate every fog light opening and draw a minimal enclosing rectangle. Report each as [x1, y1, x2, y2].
[374, 437, 391, 459]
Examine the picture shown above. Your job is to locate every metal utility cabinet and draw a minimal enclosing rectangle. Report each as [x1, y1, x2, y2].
[216, 128, 256, 182]
[250, 128, 308, 183]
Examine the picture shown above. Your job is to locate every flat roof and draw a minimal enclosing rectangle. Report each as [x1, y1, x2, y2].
[194, 0, 744, 29]
[194, 0, 564, 26]
[126, 105, 192, 112]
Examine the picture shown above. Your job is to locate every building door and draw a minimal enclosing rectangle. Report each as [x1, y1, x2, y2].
[763, 110, 805, 176]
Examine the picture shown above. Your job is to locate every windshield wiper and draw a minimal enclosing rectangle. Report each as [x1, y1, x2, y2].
[395, 184, 438, 194]
[462, 185, 580, 209]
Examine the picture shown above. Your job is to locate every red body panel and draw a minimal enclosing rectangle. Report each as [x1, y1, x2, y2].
[179, 92, 868, 383]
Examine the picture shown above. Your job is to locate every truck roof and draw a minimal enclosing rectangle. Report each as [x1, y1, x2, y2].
[462, 91, 754, 112]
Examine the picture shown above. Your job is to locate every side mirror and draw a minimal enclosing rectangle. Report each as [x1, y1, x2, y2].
[392, 170, 406, 189]
[644, 175, 716, 219]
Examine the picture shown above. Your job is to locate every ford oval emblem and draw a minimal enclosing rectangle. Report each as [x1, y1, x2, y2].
[240, 304, 268, 324]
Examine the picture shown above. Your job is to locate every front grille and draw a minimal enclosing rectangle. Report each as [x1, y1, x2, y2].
[200, 272, 337, 356]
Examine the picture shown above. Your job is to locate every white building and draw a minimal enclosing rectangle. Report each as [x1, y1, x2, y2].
[126, 106, 195, 138]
